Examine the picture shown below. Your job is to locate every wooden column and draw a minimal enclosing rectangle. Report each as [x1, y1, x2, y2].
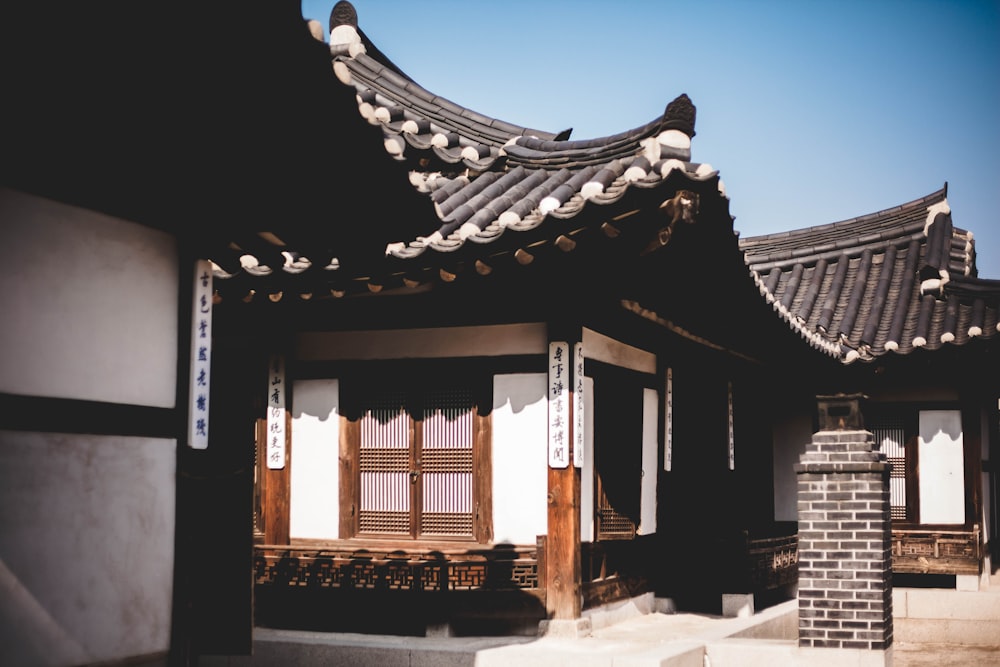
[262, 351, 291, 545]
[545, 330, 583, 620]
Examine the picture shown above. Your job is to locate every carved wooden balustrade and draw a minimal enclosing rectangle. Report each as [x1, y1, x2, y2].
[891, 526, 981, 576]
[254, 541, 543, 596]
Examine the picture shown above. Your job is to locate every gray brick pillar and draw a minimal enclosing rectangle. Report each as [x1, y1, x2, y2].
[795, 394, 893, 652]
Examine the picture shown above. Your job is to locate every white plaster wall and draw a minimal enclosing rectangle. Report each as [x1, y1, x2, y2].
[492, 374, 548, 545]
[297, 323, 547, 361]
[638, 387, 658, 535]
[582, 328, 656, 374]
[581, 377, 595, 542]
[290, 379, 340, 541]
[0, 430, 176, 666]
[773, 412, 813, 522]
[0, 189, 178, 407]
[918, 409, 965, 525]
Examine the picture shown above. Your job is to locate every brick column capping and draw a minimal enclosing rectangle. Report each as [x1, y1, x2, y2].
[795, 393, 893, 659]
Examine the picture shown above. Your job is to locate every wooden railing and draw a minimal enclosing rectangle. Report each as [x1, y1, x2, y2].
[254, 541, 543, 595]
[746, 532, 799, 591]
[718, 525, 799, 594]
[891, 526, 981, 575]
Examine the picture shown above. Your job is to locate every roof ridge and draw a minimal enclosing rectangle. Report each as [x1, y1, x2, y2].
[739, 186, 948, 247]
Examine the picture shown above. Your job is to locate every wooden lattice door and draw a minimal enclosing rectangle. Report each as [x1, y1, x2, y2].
[357, 387, 475, 539]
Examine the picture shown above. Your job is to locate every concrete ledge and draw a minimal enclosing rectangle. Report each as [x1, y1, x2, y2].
[583, 592, 655, 632]
[614, 641, 704, 667]
[538, 617, 592, 638]
[896, 618, 1000, 646]
[722, 593, 754, 618]
[895, 587, 1000, 621]
[706, 641, 891, 667]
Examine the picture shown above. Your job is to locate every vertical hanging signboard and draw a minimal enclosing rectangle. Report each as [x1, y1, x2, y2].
[267, 354, 286, 469]
[548, 342, 570, 469]
[727, 381, 735, 470]
[664, 368, 673, 471]
[188, 259, 212, 449]
[573, 342, 585, 469]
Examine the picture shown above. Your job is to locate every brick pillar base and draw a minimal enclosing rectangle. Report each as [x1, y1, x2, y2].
[795, 395, 893, 652]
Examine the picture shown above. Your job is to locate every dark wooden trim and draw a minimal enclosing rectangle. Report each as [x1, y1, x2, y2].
[474, 409, 494, 544]
[0, 392, 177, 439]
[253, 419, 266, 544]
[339, 413, 359, 538]
[409, 409, 420, 540]
[905, 431, 920, 524]
[169, 246, 196, 665]
[962, 405, 982, 534]
[273, 539, 537, 553]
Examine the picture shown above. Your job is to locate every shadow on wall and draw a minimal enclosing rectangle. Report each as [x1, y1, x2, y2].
[254, 543, 546, 636]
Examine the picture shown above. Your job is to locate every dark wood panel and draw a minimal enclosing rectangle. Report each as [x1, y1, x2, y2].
[0, 392, 177, 439]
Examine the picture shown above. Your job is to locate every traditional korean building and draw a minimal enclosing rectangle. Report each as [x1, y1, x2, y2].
[218, 1, 807, 634]
[208, 0, 998, 637]
[2, 1, 997, 662]
[742, 186, 1000, 588]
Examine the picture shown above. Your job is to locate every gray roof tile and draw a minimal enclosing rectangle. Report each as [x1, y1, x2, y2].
[741, 186, 1000, 362]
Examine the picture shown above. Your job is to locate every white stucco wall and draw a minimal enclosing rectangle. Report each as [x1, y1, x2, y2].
[290, 379, 341, 540]
[773, 412, 813, 522]
[297, 323, 547, 360]
[0, 188, 178, 407]
[0, 431, 176, 666]
[638, 387, 658, 535]
[492, 374, 548, 545]
[918, 409, 965, 525]
[581, 377, 595, 542]
[582, 328, 656, 374]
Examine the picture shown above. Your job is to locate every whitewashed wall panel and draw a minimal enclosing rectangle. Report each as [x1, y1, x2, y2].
[638, 387, 658, 535]
[0, 189, 178, 407]
[918, 409, 965, 525]
[0, 430, 176, 665]
[772, 413, 814, 521]
[580, 376, 595, 542]
[582, 328, 656, 374]
[297, 323, 547, 361]
[492, 374, 548, 545]
[290, 379, 341, 540]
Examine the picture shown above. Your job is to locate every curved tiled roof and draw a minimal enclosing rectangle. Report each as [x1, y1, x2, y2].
[209, 1, 729, 301]
[327, 4, 722, 261]
[740, 186, 1000, 363]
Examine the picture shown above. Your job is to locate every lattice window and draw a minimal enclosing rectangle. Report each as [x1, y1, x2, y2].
[592, 368, 642, 542]
[420, 388, 474, 537]
[352, 383, 478, 539]
[359, 390, 411, 535]
[872, 417, 909, 522]
[596, 484, 637, 540]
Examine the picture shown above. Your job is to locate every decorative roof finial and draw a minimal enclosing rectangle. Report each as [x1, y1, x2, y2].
[662, 94, 696, 138]
[329, 1, 358, 33]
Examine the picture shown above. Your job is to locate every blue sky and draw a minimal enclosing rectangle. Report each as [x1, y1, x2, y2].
[302, 0, 1000, 278]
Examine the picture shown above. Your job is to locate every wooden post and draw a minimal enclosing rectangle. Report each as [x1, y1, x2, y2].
[546, 461, 581, 619]
[263, 352, 291, 546]
[262, 409, 291, 545]
[545, 330, 583, 621]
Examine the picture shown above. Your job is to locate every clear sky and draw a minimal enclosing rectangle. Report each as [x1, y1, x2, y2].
[302, 0, 1000, 278]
